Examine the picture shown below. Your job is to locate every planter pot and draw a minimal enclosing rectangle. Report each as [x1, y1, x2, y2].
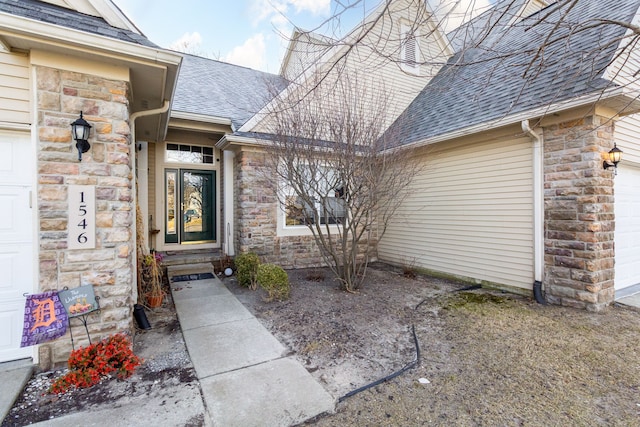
[145, 293, 164, 308]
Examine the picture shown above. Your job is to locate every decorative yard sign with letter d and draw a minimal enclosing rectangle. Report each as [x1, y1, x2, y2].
[68, 185, 95, 249]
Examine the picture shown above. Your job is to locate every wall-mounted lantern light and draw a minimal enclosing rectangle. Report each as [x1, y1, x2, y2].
[71, 111, 92, 161]
[603, 143, 623, 175]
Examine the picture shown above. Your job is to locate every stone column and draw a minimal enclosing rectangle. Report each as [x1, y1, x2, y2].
[543, 114, 615, 311]
[234, 149, 279, 260]
[36, 66, 134, 363]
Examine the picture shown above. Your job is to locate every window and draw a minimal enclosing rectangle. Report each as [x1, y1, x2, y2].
[166, 143, 214, 164]
[283, 166, 346, 227]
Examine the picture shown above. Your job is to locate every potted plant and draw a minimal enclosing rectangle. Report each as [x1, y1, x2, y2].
[142, 252, 164, 308]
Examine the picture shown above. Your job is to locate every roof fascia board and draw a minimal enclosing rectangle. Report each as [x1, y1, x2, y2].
[0, 12, 182, 67]
[398, 87, 639, 152]
[171, 111, 232, 126]
[216, 134, 271, 151]
[278, 29, 303, 76]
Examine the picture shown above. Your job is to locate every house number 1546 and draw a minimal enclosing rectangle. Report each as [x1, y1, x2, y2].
[68, 185, 96, 249]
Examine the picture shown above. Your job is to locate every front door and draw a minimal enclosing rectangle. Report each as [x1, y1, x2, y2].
[165, 169, 216, 244]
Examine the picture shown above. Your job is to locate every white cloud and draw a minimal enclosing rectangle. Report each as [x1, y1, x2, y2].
[169, 32, 203, 54]
[250, 0, 330, 27]
[289, 0, 330, 15]
[224, 33, 267, 70]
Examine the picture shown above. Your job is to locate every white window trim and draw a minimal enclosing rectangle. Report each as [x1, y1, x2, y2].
[277, 203, 344, 237]
[276, 165, 346, 237]
[165, 142, 216, 165]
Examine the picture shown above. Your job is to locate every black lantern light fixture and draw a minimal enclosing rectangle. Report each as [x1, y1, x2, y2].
[603, 142, 623, 175]
[71, 111, 92, 161]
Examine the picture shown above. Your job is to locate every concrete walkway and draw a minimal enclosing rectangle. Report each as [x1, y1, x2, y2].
[168, 267, 335, 427]
[0, 359, 32, 422]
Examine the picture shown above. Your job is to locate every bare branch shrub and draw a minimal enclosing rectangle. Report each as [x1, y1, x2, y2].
[261, 72, 422, 292]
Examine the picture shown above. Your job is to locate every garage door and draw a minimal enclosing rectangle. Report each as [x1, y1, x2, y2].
[0, 131, 33, 362]
[615, 163, 640, 291]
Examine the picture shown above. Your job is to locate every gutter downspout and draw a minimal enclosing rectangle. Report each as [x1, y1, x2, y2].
[522, 120, 546, 304]
[129, 100, 171, 302]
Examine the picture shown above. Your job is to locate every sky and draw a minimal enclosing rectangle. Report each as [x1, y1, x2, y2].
[113, 0, 491, 74]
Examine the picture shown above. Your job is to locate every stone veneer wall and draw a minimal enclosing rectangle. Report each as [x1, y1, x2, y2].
[234, 149, 377, 268]
[543, 114, 616, 311]
[36, 66, 134, 364]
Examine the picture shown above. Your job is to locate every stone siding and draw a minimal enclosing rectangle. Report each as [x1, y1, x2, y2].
[234, 149, 377, 268]
[543, 114, 616, 311]
[36, 66, 134, 364]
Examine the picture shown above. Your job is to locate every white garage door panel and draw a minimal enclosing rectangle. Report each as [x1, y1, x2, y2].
[0, 187, 31, 239]
[0, 301, 30, 361]
[615, 164, 640, 290]
[0, 244, 32, 297]
[0, 131, 33, 363]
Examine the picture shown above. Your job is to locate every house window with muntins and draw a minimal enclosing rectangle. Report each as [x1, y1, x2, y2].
[166, 143, 214, 164]
[283, 165, 346, 227]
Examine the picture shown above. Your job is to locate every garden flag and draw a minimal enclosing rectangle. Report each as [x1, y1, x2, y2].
[21, 291, 68, 347]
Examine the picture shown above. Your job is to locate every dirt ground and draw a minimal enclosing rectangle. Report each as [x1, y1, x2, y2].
[5, 263, 640, 426]
[226, 263, 640, 426]
[2, 297, 205, 427]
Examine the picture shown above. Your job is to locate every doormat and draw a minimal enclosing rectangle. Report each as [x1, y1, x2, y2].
[171, 273, 215, 282]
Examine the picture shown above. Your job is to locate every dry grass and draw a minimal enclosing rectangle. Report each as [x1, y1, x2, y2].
[317, 291, 640, 426]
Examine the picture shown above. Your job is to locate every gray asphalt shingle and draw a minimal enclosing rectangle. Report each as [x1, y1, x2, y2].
[0, 0, 157, 48]
[389, 0, 640, 146]
[173, 54, 288, 129]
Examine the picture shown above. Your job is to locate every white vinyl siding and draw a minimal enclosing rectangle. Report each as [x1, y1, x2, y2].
[281, 33, 332, 81]
[614, 114, 640, 164]
[0, 51, 30, 125]
[379, 135, 534, 289]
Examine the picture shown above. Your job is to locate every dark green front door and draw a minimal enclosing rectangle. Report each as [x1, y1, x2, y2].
[165, 169, 216, 244]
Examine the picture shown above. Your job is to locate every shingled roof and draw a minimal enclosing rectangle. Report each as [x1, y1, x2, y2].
[172, 54, 289, 130]
[388, 0, 640, 147]
[0, 0, 157, 48]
